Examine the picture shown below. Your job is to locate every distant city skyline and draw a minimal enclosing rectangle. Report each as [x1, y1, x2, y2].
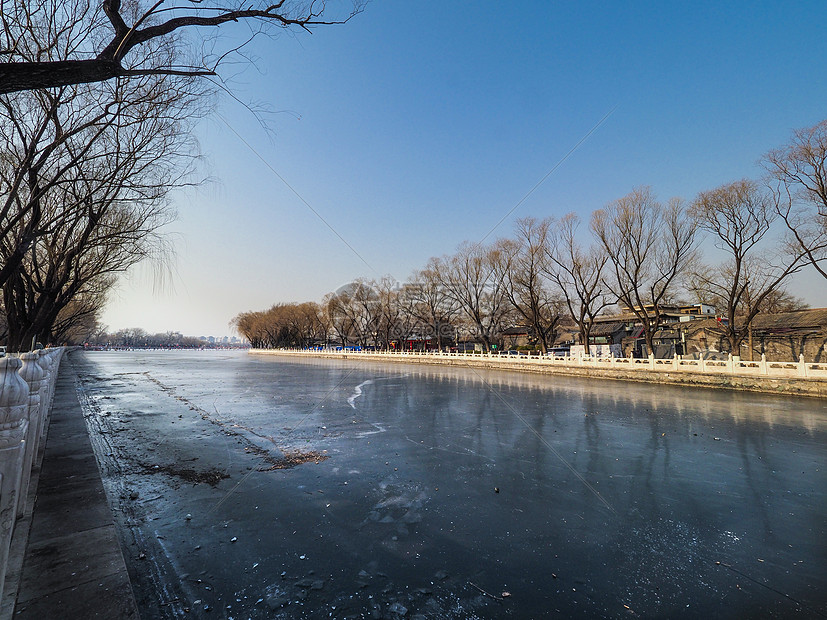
[101, 0, 827, 336]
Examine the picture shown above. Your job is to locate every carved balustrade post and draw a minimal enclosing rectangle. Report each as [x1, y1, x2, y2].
[36, 351, 53, 446]
[44, 351, 57, 408]
[37, 351, 51, 444]
[798, 354, 808, 378]
[17, 353, 44, 519]
[0, 357, 30, 602]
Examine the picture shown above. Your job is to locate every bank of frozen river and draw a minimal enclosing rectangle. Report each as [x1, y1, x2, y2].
[73, 349, 826, 619]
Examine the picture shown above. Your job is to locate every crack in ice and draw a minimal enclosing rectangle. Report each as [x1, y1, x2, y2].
[347, 379, 374, 409]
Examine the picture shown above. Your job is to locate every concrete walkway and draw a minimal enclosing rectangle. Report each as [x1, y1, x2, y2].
[3, 356, 138, 618]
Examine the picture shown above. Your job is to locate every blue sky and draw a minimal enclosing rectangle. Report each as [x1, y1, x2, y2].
[102, 0, 827, 336]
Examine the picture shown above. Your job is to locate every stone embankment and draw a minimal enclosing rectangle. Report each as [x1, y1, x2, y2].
[252, 349, 827, 398]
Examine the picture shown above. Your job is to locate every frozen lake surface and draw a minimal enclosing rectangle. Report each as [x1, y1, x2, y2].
[72, 350, 826, 618]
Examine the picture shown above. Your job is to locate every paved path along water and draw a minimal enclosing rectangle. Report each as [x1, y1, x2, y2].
[61, 350, 827, 618]
[8, 355, 138, 619]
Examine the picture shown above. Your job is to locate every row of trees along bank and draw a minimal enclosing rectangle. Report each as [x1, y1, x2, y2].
[0, 1, 363, 352]
[234, 120, 827, 355]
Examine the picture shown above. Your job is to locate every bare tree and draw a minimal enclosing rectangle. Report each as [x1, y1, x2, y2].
[321, 279, 379, 348]
[2, 139, 180, 350]
[1, 1, 360, 349]
[437, 242, 511, 351]
[101, 327, 202, 348]
[322, 291, 356, 348]
[48, 278, 114, 344]
[689, 179, 808, 356]
[231, 309, 269, 348]
[0, 4, 204, 346]
[374, 276, 416, 350]
[752, 288, 809, 314]
[282, 302, 324, 347]
[1, 58, 199, 350]
[0, 1, 364, 94]
[498, 217, 563, 353]
[544, 213, 610, 354]
[591, 187, 697, 356]
[689, 270, 808, 315]
[408, 259, 459, 351]
[114, 326, 149, 347]
[349, 278, 381, 347]
[763, 119, 827, 280]
[231, 302, 323, 348]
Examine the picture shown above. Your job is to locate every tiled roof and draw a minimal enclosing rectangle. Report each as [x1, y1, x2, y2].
[682, 309, 827, 334]
[590, 321, 626, 336]
[653, 329, 681, 338]
[751, 308, 827, 330]
[593, 308, 689, 324]
[501, 326, 531, 336]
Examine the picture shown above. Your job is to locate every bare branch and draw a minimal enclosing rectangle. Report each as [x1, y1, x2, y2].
[0, 1, 365, 94]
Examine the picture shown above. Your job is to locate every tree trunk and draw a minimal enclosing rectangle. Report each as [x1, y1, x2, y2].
[582, 325, 592, 355]
[728, 331, 743, 358]
[0, 60, 122, 94]
[643, 329, 655, 358]
[479, 331, 491, 351]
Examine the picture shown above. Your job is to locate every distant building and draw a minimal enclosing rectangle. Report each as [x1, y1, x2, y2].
[584, 304, 719, 358]
[683, 308, 827, 362]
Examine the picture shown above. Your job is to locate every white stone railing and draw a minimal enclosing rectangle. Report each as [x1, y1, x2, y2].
[253, 348, 827, 380]
[0, 347, 64, 603]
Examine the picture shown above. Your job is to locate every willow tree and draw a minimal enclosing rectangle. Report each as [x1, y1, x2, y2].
[0, 4, 202, 350]
[231, 310, 270, 348]
[48, 276, 115, 345]
[2, 168, 177, 350]
[231, 302, 323, 348]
